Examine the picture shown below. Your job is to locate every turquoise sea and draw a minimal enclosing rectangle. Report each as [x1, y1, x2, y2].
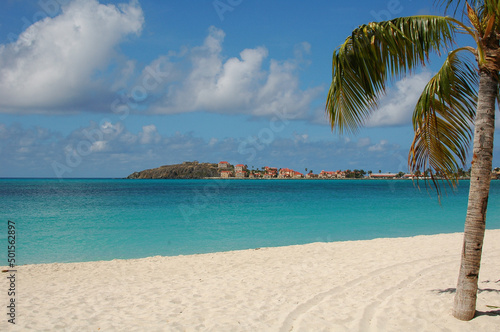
[1, 178, 500, 265]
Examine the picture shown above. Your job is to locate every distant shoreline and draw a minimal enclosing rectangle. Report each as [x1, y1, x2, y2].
[128, 176, 472, 180]
[0, 177, 476, 181]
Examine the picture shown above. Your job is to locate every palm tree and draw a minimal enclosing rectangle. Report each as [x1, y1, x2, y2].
[326, 0, 499, 321]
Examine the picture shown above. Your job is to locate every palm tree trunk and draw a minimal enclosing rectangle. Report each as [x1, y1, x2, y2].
[452, 71, 497, 321]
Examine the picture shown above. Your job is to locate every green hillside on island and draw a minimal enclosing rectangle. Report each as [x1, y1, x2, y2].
[127, 161, 220, 179]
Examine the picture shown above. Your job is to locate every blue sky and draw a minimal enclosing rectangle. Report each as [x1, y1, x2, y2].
[0, 0, 498, 178]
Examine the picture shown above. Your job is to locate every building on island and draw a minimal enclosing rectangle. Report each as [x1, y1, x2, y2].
[278, 168, 293, 178]
[277, 168, 304, 178]
[220, 170, 233, 178]
[264, 166, 278, 178]
[369, 173, 397, 179]
[218, 161, 230, 169]
[234, 164, 246, 172]
[319, 170, 344, 178]
[214, 161, 392, 180]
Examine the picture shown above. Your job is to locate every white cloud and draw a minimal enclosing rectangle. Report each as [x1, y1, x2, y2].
[0, 17, 320, 120]
[138, 124, 161, 144]
[150, 27, 322, 119]
[368, 139, 390, 152]
[90, 141, 108, 152]
[208, 138, 218, 147]
[315, 72, 432, 128]
[366, 72, 432, 127]
[111, 60, 137, 91]
[357, 137, 371, 147]
[0, 0, 144, 113]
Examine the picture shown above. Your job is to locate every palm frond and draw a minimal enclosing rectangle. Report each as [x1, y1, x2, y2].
[439, 1, 500, 24]
[484, 0, 500, 18]
[466, 2, 483, 34]
[409, 49, 478, 191]
[436, 0, 467, 18]
[326, 15, 456, 134]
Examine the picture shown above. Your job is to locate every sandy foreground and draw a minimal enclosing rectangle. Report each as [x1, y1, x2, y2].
[1, 230, 499, 331]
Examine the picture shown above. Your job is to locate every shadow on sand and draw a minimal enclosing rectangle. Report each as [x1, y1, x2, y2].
[430, 287, 500, 318]
[432, 287, 500, 294]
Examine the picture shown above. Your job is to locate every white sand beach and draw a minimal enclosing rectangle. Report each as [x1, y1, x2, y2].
[1, 230, 500, 331]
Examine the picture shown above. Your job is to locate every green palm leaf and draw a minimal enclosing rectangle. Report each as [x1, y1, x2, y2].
[439, 0, 500, 16]
[409, 50, 478, 186]
[326, 16, 456, 134]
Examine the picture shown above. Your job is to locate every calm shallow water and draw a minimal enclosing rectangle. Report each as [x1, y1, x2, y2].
[1, 178, 499, 264]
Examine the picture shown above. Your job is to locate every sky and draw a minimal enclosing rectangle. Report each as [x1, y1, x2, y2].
[0, 0, 499, 178]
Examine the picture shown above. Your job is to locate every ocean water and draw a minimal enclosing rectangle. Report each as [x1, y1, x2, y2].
[1, 178, 500, 265]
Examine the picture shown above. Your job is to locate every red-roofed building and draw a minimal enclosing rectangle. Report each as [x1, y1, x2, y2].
[319, 170, 336, 178]
[264, 166, 278, 178]
[218, 161, 230, 169]
[293, 171, 304, 178]
[235, 164, 246, 172]
[220, 170, 233, 178]
[319, 170, 345, 179]
[278, 168, 295, 178]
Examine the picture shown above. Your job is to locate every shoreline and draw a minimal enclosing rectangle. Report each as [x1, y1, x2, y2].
[0, 177, 478, 180]
[8, 228, 499, 267]
[2, 230, 499, 331]
[6, 229, 499, 267]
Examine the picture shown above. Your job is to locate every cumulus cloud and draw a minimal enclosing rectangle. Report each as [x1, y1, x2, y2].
[138, 124, 161, 144]
[313, 72, 432, 128]
[149, 27, 322, 119]
[368, 139, 390, 152]
[90, 140, 108, 153]
[0, 0, 144, 113]
[365, 72, 432, 127]
[1, 14, 320, 120]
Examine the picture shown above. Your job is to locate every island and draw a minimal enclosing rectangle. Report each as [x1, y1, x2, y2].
[127, 161, 220, 179]
[126, 160, 471, 180]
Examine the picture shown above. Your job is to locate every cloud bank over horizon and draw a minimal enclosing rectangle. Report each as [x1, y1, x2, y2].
[0, 121, 410, 178]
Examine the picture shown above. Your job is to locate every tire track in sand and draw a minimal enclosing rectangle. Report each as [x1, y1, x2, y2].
[361, 249, 500, 332]
[279, 254, 458, 332]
